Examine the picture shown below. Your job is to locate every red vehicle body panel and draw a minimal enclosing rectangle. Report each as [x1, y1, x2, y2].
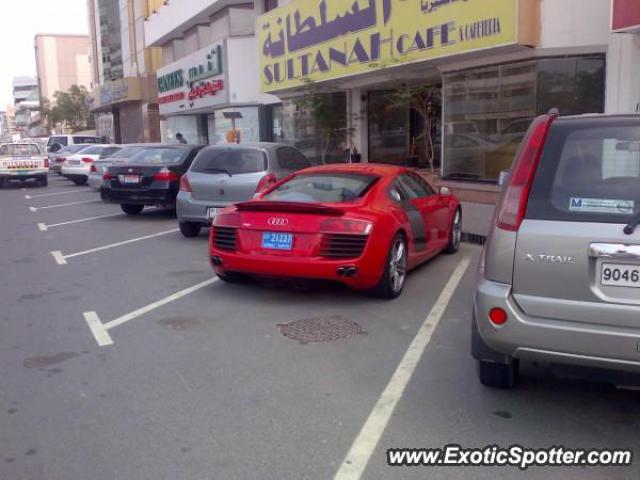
[208, 164, 460, 290]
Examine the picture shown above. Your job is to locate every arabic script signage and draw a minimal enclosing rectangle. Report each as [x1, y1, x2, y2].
[258, 0, 522, 92]
[612, 0, 640, 32]
[156, 42, 228, 115]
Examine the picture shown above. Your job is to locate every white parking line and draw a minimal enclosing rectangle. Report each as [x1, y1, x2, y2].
[37, 212, 122, 231]
[25, 189, 89, 199]
[333, 256, 472, 480]
[50, 228, 179, 265]
[84, 278, 218, 346]
[30, 199, 100, 211]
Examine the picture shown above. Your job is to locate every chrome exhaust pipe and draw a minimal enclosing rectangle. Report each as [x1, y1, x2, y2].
[346, 267, 358, 277]
[336, 267, 346, 277]
[211, 256, 223, 266]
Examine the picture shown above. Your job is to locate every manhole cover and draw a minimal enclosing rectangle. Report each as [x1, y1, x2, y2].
[277, 316, 364, 344]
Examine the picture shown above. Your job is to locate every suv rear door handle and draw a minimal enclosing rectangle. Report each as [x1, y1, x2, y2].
[589, 243, 640, 260]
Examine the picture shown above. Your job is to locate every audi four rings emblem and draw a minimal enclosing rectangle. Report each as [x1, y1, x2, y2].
[268, 218, 289, 226]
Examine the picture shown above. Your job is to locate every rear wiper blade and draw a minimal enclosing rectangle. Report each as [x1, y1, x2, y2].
[624, 212, 640, 235]
[203, 167, 232, 177]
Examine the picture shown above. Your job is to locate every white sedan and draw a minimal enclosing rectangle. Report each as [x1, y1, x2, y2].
[61, 145, 121, 185]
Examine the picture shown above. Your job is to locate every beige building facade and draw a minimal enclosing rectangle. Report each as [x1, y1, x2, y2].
[34, 34, 91, 102]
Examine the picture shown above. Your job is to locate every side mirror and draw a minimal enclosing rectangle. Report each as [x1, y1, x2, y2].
[439, 186, 452, 196]
[498, 170, 510, 187]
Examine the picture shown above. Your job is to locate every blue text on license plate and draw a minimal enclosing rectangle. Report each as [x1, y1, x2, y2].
[262, 232, 293, 250]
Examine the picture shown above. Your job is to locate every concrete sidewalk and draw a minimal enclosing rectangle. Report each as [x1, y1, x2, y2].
[461, 202, 495, 238]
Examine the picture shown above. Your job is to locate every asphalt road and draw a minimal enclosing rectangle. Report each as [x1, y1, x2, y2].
[1, 175, 639, 480]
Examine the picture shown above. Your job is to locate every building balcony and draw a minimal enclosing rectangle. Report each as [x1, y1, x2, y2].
[145, 0, 250, 48]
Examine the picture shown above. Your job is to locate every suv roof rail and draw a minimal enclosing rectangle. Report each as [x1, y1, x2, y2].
[547, 108, 560, 117]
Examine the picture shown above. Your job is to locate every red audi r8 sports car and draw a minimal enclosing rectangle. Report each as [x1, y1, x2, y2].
[208, 164, 461, 298]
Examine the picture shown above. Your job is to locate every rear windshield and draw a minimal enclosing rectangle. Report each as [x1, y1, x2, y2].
[191, 148, 267, 175]
[128, 147, 189, 165]
[99, 147, 121, 159]
[60, 145, 90, 154]
[109, 146, 145, 159]
[73, 136, 102, 144]
[80, 146, 106, 155]
[527, 119, 640, 223]
[263, 173, 377, 203]
[0, 144, 41, 156]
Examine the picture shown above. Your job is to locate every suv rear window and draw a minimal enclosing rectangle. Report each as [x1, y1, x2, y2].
[527, 118, 640, 223]
[73, 136, 102, 144]
[263, 173, 377, 203]
[192, 148, 267, 175]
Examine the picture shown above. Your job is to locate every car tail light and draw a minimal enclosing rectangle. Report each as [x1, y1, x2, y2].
[81, 157, 93, 164]
[213, 211, 241, 227]
[44, 158, 49, 168]
[180, 175, 192, 192]
[90, 164, 97, 173]
[154, 168, 180, 182]
[496, 113, 557, 232]
[255, 173, 277, 193]
[320, 218, 373, 235]
[55, 156, 65, 163]
[488, 308, 508, 325]
[103, 171, 112, 180]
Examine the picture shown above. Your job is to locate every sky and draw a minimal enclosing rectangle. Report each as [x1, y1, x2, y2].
[0, 0, 88, 109]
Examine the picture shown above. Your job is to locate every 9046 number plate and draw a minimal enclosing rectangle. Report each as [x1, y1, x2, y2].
[601, 263, 640, 289]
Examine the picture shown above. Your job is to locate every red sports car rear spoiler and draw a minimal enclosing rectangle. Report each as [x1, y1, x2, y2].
[235, 201, 344, 216]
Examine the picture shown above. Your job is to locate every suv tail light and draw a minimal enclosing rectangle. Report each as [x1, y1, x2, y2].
[180, 175, 192, 192]
[320, 218, 373, 235]
[496, 113, 558, 232]
[255, 173, 277, 193]
[90, 164, 97, 173]
[154, 168, 180, 182]
[103, 171, 112, 180]
[81, 157, 93, 164]
[44, 158, 49, 168]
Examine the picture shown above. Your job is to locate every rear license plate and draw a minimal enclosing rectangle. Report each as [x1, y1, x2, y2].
[119, 174, 140, 184]
[17, 170, 31, 175]
[601, 263, 640, 288]
[68, 160, 80, 165]
[207, 207, 221, 220]
[262, 232, 293, 250]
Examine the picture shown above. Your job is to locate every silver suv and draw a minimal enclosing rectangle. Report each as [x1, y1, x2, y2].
[473, 113, 640, 388]
[176, 143, 311, 237]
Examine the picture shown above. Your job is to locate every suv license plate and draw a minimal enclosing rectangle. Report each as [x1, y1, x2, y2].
[262, 232, 293, 250]
[119, 175, 140, 184]
[207, 207, 221, 220]
[601, 263, 640, 289]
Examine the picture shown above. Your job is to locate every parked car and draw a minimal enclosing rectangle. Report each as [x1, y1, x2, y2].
[46, 134, 105, 154]
[473, 113, 640, 388]
[88, 144, 163, 190]
[0, 142, 49, 188]
[208, 164, 461, 298]
[101, 145, 204, 215]
[177, 143, 312, 238]
[61, 145, 120, 185]
[49, 144, 95, 175]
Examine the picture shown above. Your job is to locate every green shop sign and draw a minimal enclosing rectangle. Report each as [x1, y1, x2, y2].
[187, 45, 223, 87]
[157, 70, 184, 93]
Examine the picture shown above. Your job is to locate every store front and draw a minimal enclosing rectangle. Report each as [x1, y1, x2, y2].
[91, 76, 161, 144]
[608, 0, 640, 114]
[157, 39, 272, 146]
[258, 0, 608, 183]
